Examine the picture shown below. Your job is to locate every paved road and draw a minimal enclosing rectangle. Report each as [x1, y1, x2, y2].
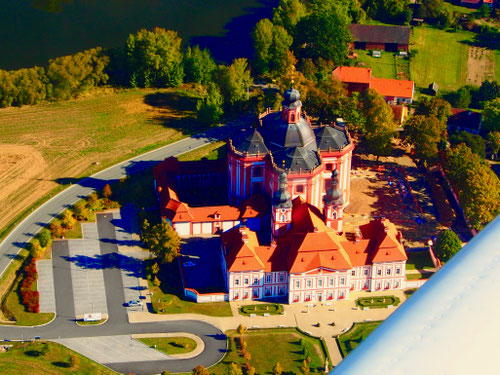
[0, 122, 249, 373]
[0, 122, 247, 278]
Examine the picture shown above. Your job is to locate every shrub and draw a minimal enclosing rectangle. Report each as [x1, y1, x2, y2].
[50, 220, 64, 238]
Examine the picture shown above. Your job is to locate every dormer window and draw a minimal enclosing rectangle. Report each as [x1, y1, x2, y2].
[290, 112, 295, 122]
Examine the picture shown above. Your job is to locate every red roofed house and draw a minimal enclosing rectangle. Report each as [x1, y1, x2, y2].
[460, 0, 493, 7]
[332, 66, 415, 105]
[154, 87, 407, 303]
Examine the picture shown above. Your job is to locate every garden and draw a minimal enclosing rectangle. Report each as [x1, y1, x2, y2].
[137, 336, 197, 355]
[208, 328, 329, 375]
[239, 304, 284, 316]
[337, 321, 382, 357]
[355, 296, 400, 309]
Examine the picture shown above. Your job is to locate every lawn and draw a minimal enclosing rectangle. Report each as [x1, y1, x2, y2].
[355, 296, 400, 309]
[337, 321, 382, 357]
[405, 251, 435, 270]
[406, 271, 433, 280]
[0, 340, 116, 374]
[410, 26, 475, 91]
[137, 337, 197, 355]
[354, 50, 397, 79]
[177, 141, 227, 161]
[147, 259, 232, 317]
[239, 304, 284, 316]
[495, 50, 500, 83]
[0, 87, 205, 242]
[209, 328, 328, 375]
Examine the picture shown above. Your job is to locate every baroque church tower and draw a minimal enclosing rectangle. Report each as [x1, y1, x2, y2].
[324, 169, 344, 233]
[271, 172, 292, 238]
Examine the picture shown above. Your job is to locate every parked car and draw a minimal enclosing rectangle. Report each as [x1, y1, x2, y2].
[183, 261, 195, 267]
[127, 300, 142, 307]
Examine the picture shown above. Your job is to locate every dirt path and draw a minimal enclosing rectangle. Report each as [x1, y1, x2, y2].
[466, 46, 495, 86]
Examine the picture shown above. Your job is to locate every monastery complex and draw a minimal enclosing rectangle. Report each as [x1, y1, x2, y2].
[153, 87, 408, 304]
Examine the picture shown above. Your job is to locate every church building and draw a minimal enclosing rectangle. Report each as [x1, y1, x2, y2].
[153, 87, 407, 304]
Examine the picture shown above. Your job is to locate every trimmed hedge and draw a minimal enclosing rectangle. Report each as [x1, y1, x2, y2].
[239, 303, 283, 316]
[355, 296, 400, 309]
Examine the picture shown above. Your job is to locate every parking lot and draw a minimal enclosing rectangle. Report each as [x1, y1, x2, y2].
[180, 236, 226, 294]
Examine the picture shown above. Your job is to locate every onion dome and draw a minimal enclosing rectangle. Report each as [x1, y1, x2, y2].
[273, 172, 292, 208]
[325, 169, 344, 206]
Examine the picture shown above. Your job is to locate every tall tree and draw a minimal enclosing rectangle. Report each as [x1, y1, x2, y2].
[192, 365, 210, 375]
[141, 219, 181, 263]
[253, 19, 293, 77]
[293, 6, 351, 65]
[47, 47, 109, 100]
[361, 89, 397, 159]
[183, 46, 216, 85]
[414, 97, 451, 122]
[125, 28, 184, 87]
[434, 230, 462, 262]
[273, 0, 308, 32]
[197, 82, 224, 124]
[302, 77, 346, 123]
[36, 228, 52, 249]
[478, 80, 499, 103]
[482, 98, 500, 132]
[405, 115, 447, 163]
[449, 131, 486, 159]
[487, 131, 500, 159]
[443, 144, 500, 229]
[213, 58, 252, 108]
[273, 362, 283, 375]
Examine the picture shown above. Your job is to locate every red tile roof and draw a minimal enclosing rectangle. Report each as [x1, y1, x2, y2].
[332, 66, 414, 100]
[370, 78, 414, 100]
[332, 66, 371, 84]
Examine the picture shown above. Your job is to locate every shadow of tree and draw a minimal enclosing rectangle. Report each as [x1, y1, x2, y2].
[61, 252, 143, 278]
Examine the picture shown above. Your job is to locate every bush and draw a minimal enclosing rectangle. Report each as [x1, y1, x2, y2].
[434, 229, 462, 262]
[50, 220, 65, 238]
[18, 258, 40, 313]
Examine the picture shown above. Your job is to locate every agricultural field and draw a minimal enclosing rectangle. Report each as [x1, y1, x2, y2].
[410, 26, 496, 91]
[0, 87, 204, 239]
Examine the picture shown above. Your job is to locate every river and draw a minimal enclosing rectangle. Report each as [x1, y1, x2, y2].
[0, 0, 275, 70]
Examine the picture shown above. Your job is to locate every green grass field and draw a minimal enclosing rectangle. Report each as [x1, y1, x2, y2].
[410, 26, 475, 91]
[495, 50, 500, 83]
[405, 251, 435, 270]
[209, 329, 328, 375]
[0, 340, 116, 374]
[177, 141, 226, 161]
[337, 322, 382, 357]
[138, 337, 197, 355]
[355, 50, 397, 79]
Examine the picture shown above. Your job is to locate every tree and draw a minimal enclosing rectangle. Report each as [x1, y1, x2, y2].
[87, 192, 101, 211]
[61, 210, 76, 229]
[102, 183, 112, 199]
[47, 47, 109, 100]
[192, 365, 210, 375]
[482, 98, 500, 132]
[300, 359, 310, 375]
[252, 19, 293, 77]
[30, 239, 45, 259]
[213, 59, 252, 108]
[434, 230, 462, 262]
[243, 352, 252, 362]
[361, 89, 397, 159]
[141, 220, 181, 263]
[363, 0, 412, 25]
[293, 7, 351, 65]
[183, 46, 217, 85]
[443, 144, 500, 229]
[405, 115, 447, 163]
[449, 131, 486, 158]
[228, 363, 243, 375]
[415, 97, 451, 122]
[197, 82, 224, 124]
[302, 77, 346, 123]
[125, 28, 184, 87]
[336, 94, 366, 134]
[36, 228, 52, 249]
[478, 80, 499, 103]
[153, 276, 161, 287]
[487, 131, 500, 159]
[273, 0, 308, 32]
[152, 262, 160, 275]
[451, 87, 472, 109]
[247, 366, 256, 375]
[273, 362, 283, 375]
[162, 371, 172, 375]
[73, 200, 91, 221]
[50, 220, 64, 238]
[237, 324, 246, 335]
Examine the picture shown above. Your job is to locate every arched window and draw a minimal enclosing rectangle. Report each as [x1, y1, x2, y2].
[281, 214, 286, 222]
[290, 112, 295, 122]
[331, 211, 337, 219]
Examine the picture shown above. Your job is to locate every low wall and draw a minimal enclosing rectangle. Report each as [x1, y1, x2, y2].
[184, 288, 228, 303]
[404, 279, 427, 288]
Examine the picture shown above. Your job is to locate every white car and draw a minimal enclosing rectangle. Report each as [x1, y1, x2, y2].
[127, 300, 142, 307]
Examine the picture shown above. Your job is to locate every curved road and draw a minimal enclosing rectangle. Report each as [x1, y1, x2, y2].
[0, 120, 249, 374]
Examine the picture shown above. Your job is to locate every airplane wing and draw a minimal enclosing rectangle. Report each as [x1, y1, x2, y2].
[332, 215, 500, 375]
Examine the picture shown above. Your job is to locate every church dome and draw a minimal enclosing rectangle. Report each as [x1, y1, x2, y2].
[283, 87, 300, 104]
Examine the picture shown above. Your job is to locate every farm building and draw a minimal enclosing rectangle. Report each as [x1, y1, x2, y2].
[349, 24, 410, 52]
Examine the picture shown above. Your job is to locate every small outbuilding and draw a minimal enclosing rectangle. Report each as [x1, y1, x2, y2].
[428, 82, 439, 96]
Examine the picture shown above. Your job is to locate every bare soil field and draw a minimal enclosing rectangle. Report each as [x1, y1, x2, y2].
[344, 146, 444, 247]
[466, 46, 495, 86]
[0, 87, 202, 235]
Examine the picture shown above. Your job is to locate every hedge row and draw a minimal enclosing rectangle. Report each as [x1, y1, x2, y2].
[19, 258, 39, 313]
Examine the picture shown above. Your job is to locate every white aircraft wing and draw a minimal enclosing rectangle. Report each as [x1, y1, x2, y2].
[332, 215, 500, 375]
